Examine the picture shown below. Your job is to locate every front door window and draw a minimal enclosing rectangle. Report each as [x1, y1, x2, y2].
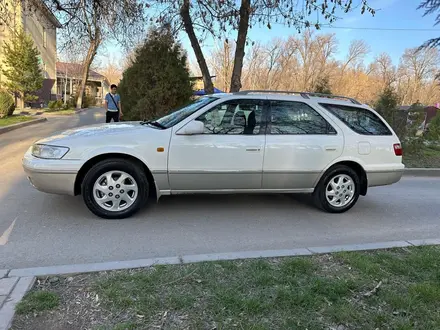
[196, 99, 265, 135]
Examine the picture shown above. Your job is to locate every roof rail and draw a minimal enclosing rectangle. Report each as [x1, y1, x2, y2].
[236, 90, 362, 105]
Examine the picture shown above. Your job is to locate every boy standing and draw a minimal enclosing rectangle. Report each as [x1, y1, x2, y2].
[104, 84, 123, 123]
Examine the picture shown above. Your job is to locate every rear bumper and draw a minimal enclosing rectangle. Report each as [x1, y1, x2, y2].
[22, 149, 82, 196]
[367, 165, 405, 187]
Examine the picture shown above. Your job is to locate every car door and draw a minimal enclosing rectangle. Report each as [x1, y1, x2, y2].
[168, 98, 267, 191]
[262, 99, 344, 190]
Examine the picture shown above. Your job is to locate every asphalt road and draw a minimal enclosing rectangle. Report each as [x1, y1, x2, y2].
[1, 108, 440, 270]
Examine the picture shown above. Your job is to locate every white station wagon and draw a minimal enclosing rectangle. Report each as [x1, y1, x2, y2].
[23, 91, 404, 219]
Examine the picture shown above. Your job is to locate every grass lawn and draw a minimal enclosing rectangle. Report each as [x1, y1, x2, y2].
[12, 246, 440, 330]
[403, 146, 440, 168]
[0, 115, 33, 127]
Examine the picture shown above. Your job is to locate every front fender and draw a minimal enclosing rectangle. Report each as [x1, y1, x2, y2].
[79, 146, 154, 170]
[72, 147, 166, 199]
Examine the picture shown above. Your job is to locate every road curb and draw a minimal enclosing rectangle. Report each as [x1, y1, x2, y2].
[15, 108, 90, 118]
[6, 238, 440, 278]
[31, 108, 89, 117]
[0, 118, 47, 135]
[404, 168, 440, 177]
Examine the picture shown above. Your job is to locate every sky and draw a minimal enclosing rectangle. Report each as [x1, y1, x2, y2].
[97, 0, 440, 71]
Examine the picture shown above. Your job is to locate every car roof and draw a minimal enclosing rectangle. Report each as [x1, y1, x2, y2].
[207, 91, 366, 107]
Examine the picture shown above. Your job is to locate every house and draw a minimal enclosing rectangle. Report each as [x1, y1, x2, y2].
[56, 62, 110, 105]
[190, 75, 218, 92]
[0, 0, 61, 106]
[398, 105, 440, 131]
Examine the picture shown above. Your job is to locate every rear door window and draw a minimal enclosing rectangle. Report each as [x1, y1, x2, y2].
[320, 103, 392, 136]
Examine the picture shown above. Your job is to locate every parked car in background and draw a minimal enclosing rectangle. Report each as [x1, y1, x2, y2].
[23, 91, 404, 219]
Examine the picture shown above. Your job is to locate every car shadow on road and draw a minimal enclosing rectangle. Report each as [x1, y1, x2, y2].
[41, 193, 317, 218]
[37, 192, 386, 222]
[139, 193, 380, 220]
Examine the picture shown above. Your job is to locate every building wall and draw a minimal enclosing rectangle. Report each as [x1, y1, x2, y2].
[56, 77, 109, 106]
[22, 5, 57, 95]
[0, 0, 22, 86]
[192, 77, 217, 91]
[194, 78, 204, 91]
[0, 0, 57, 101]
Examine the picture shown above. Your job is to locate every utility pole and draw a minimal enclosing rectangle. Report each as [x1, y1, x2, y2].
[64, 68, 67, 105]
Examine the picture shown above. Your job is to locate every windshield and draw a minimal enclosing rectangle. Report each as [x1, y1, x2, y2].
[155, 97, 218, 128]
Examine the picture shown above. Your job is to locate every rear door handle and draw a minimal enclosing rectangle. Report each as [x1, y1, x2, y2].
[246, 147, 261, 152]
[325, 146, 337, 151]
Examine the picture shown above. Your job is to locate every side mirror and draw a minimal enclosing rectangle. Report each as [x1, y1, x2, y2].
[176, 120, 205, 135]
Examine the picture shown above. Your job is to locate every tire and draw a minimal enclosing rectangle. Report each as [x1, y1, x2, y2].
[313, 165, 360, 213]
[82, 158, 149, 219]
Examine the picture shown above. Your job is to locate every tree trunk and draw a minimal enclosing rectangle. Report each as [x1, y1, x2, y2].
[76, 36, 101, 109]
[180, 0, 214, 94]
[19, 92, 24, 109]
[230, 0, 251, 92]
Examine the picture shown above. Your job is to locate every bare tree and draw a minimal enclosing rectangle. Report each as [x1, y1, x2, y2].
[152, 0, 375, 93]
[98, 59, 122, 85]
[43, 0, 146, 108]
[209, 41, 234, 92]
[372, 53, 396, 87]
[236, 32, 440, 106]
[0, 0, 57, 36]
[179, 0, 214, 93]
[398, 47, 440, 104]
[418, 0, 440, 48]
[341, 40, 370, 73]
[0, 0, 20, 34]
[242, 41, 264, 89]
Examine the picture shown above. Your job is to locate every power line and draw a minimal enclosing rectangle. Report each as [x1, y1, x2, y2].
[320, 25, 440, 31]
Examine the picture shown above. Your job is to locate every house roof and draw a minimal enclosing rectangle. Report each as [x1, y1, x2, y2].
[56, 62, 108, 83]
[32, 0, 62, 28]
[398, 105, 440, 111]
[189, 75, 216, 80]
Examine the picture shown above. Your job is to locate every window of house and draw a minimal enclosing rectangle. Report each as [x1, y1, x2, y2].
[320, 103, 392, 135]
[196, 99, 264, 135]
[43, 28, 47, 48]
[269, 100, 336, 135]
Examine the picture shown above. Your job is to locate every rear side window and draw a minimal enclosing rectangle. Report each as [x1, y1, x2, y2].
[320, 103, 392, 136]
[269, 100, 336, 135]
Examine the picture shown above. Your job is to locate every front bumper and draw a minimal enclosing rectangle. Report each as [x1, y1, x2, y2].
[22, 149, 83, 196]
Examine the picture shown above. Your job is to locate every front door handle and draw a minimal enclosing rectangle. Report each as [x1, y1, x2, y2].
[246, 147, 261, 152]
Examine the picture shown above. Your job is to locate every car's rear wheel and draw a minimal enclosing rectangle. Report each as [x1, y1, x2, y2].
[82, 159, 149, 219]
[313, 165, 360, 213]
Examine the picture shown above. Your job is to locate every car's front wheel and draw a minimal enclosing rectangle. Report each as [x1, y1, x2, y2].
[82, 159, 149, 219]
[313, 165, 360, 213]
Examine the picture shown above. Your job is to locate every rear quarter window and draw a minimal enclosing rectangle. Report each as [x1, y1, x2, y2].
[320, 103, 392, 136]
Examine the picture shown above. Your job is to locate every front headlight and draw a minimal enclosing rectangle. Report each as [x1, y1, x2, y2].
[32, 144, 70, 159]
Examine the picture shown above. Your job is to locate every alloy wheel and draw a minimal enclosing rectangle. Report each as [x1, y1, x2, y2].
[92, 170, 138, 212]
[325, 174, 355, 208]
